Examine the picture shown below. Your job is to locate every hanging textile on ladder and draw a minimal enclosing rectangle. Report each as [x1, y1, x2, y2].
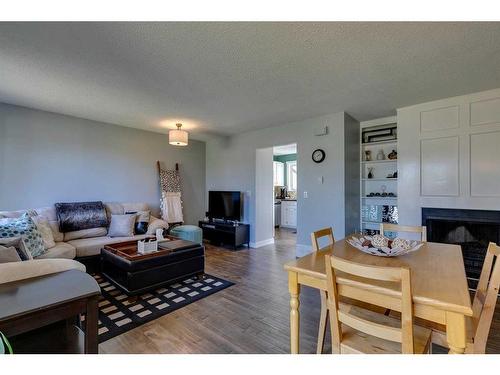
[157, 161, 184, 224]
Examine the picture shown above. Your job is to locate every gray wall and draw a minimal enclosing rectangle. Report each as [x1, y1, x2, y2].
[206, 111, 360, 255]
[0, 103, 206, 224]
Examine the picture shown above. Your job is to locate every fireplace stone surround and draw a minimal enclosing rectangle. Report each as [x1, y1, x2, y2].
[422, 207, 500, 290]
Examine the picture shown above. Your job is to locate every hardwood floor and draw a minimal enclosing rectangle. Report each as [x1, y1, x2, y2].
[99, 229, 500, 354]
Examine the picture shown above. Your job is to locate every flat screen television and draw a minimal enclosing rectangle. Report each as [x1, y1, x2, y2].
[208, 191, 242, 221]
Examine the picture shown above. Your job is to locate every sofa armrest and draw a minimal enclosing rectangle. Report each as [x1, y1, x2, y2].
[0, 259, 86, 285]
[146, 215, 169, 235]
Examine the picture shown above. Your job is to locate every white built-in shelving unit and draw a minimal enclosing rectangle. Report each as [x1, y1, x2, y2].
[359, 116, 398, 235]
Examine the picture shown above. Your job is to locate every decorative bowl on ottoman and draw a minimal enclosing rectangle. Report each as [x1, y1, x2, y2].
[347, 234, 424, 257]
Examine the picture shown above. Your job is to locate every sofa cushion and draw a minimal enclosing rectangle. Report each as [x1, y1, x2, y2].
[69, 235, 148, 258]
[0, 259, 86, 284]
[104, 202, 124, 220]
[0, 214, 46, 258]
[35, 207, 57, 221]
[35, 207, 64, 242]
[48, 221, 64, 242]
[0, 209, 26, 219]
[36, 242, 76, 260]
[122, 202, 149, 213]
[64, 227, 108, 242]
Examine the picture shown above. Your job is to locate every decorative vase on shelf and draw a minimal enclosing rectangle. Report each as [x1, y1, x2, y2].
[388, 150, 398, 160]
[367, 167, 374, 179]
[376, 149, 385, 160]
[364, 150, 372, 161]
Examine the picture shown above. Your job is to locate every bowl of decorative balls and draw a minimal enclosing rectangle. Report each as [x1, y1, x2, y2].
[347, 234, 424, 257]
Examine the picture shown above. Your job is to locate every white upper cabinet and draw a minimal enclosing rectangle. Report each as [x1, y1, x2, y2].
[273, 161, 284, 186]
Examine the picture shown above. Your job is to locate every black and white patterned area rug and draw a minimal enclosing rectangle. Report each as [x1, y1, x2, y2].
[88, 274, 234, 343]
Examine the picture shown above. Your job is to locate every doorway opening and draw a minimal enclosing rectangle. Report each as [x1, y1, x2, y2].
[273, 144, 297, 242]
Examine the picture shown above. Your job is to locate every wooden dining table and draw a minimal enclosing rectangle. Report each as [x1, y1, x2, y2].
[284, 237, 473, 354]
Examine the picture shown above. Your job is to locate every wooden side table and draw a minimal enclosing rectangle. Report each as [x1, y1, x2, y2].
[0, 269, 100, 354]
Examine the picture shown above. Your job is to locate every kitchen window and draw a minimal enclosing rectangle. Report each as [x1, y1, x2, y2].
[286, 160, 297, 191]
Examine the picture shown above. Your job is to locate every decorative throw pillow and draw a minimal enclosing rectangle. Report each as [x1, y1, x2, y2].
[55, 201, 108, 233]
[31, 215, 56, 249]
[0, 245, 22, 263]
[108, 214, 136, 238]
[125, 210, 150, 235]
[0, 237, 33, 260]
[0, 213, 46, 258]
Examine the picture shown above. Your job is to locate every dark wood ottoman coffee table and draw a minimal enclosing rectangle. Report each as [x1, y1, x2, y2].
[100, 238, 205, 296]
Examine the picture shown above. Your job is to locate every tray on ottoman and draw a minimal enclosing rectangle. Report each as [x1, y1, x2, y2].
[101, 237, 205, 296]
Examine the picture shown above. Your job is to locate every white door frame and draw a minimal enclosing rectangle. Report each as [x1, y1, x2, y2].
[252, 147, 275, 248]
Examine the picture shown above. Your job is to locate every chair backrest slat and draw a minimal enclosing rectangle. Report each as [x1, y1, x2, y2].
[311, 227, 334, 252]
[331, 256, 402, 282]
[325, 254, 415, 353]
[338, 310, 402, 343]
[380, 223, 427, 242]
[471, 242, 500, 353]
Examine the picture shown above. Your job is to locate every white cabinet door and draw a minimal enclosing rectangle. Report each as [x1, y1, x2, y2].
[288, 205, 297, 227]
[273, 161, 284, 186]
[281, 202, 288, 226]
[281, 201, 297, 228]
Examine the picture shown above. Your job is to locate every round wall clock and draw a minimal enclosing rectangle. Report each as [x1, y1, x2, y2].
[312, 149, 326, 163]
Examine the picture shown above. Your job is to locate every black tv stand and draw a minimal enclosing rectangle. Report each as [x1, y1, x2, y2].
[199, 221, 250, 250]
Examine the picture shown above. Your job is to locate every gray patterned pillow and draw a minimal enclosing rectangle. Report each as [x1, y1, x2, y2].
[0, 213, 46, 258]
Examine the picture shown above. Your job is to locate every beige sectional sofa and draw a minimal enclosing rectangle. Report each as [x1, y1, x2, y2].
[0, 202, 169, 260]
[0, 258, 86, 284]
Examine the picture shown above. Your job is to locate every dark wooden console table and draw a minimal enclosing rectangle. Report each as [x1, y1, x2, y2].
[199, 221, 250, 250]
[0, 269, 100, 354]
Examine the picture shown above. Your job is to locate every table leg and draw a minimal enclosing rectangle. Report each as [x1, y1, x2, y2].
[85, 296, 99, 354]
[446, 311, 467, 354]
[288, 271, 300, 354]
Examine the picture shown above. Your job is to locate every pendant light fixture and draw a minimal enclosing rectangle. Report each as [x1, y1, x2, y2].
[169, 123, 188, 146]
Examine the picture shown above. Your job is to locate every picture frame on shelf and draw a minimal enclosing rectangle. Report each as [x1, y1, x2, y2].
[362, 124, 397, 144]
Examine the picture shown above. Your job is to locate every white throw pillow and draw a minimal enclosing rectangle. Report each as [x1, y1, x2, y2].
[0, 236, 33, 260]
[0, 245, 22, 263]
[31, 215, 56, 249]
[108, 214, 136, 238]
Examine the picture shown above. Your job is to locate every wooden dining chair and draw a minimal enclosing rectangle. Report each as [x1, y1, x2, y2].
[429, 242, 500, 353]
[380, 223, 427, 242]
[324, 254, 432, 354]
[310, 227, 335, 354]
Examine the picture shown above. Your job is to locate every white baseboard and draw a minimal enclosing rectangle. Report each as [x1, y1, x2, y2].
[250, 238, 275, 248]
[296, 244, 312, 257]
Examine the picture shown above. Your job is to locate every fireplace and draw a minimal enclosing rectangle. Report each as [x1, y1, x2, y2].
[422, 208, 500, 290]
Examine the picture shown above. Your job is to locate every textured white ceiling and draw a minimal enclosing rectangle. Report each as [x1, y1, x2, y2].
[1, 22, 500, 140]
